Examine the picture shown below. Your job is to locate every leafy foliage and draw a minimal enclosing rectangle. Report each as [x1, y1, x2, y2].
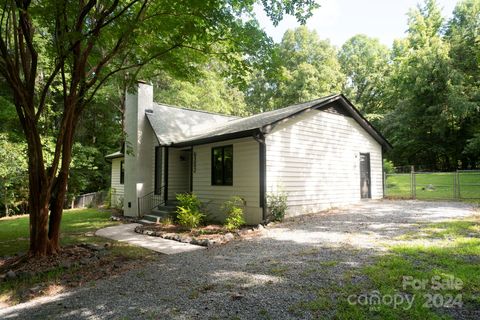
[381, 0, 479, 170]
[245, 26, 345, 111]
[222, 196, 246, 230]
[176, 193, 205, 230]
[267, 191, 288, 221]
[338, 34, 390, 123]
[0, 134, 28, 216]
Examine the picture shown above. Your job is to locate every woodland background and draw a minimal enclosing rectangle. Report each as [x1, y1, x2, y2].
[0, 0, 479, 216]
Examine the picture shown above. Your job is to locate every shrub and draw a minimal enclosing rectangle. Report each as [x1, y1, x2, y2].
[384, 159, 395, 174]
[176, 207, 204, 229]
[267, 192, 288, 221]
[176, 193, 201, 212]
[222, 196, 246, 231]
[176, 193, 204, 229]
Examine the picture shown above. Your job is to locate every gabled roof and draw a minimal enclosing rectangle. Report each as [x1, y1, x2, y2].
[146, 103, 238, 145]
[168, 94, 392, 150]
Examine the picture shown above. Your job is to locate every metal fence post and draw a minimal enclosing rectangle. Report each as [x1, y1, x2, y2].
[456, 170, 460, 199]
[453, 170, 457, 199]
[411, 165, 416, 199]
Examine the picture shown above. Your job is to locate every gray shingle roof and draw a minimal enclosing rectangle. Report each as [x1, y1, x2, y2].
[146, 103, 238, 145]
[145, 94, 391, 150]
[171, 95, 338, 146]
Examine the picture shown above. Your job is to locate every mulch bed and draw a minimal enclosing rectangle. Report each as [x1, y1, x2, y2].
[135, 223, 266, 246]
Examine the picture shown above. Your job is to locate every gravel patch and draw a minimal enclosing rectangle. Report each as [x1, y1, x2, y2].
[0, 200, 476, 319]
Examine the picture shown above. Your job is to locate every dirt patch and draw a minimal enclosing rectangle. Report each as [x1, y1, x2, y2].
[0, 243, 156, 307]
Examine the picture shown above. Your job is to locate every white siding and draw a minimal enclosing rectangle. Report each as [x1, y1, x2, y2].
[110, 158, 124, 208]
[192, 137, 262, 224]
[266, 110, 383, 217]
[168, 148, 191, 199]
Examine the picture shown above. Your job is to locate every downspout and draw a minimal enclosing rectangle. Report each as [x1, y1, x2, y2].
[381, 147, 385, 198]
[254, 130, 267, 222]
[190, 146, 194, 193]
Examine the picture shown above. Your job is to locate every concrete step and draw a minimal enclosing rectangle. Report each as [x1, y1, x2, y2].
[142, 215, 163, 223]
[151, 207, 176, 216]
[139, 219, 155, 224]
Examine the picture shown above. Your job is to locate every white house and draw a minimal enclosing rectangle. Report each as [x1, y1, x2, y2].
[106, 82, 391, 224]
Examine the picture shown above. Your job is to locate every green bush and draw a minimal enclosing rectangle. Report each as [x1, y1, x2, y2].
[267, 192, 288, 221]
[383, 159, 395, 174]
[176, 207, 204, 229]
[222, 196, 246, 230]
[176, 193, 204, 229]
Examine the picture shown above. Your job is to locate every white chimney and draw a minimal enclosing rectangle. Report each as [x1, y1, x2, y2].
[123, 81, 154, 217]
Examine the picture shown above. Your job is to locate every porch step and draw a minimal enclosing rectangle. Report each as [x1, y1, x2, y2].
[140, 202, 178, 224]
[139, 219, 155, 224]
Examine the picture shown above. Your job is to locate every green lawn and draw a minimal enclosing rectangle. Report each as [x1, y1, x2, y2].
[386, 172, 480, 200]
[356, 217, 480, 319]
[0, 209, 157, 306]
[0, 209, 118, 257]
[290, 215, 480, 319]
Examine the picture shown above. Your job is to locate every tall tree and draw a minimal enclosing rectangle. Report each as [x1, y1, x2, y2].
[446, 0, 480, 167]
[155, 61, 250, 116]
[0, 0, 318, 256]
[338, 34, 390, 123]
[383, 0, 470, 169]
[245, 26, 345, 111]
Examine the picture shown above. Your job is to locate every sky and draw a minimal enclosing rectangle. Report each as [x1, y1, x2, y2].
[254, 0, 458, 47]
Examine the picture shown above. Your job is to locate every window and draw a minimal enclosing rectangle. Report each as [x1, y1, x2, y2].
[211, 145, 233, 185]
[120, 160, 125, 185]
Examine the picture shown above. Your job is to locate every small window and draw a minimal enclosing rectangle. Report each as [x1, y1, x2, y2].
[120, 160, 125, 185]
[211, 145, 233, 186]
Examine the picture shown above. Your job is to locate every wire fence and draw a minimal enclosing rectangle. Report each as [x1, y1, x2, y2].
[70, 191, 108, 209]
[385, 169, 480, 200]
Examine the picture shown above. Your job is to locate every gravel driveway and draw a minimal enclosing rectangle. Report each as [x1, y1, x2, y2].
[1, 200, 476, 319]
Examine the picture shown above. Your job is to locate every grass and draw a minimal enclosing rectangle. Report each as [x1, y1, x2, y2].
[386, 172, 480, 200]
[290, 215, 480, 319]
[0, 208, 118, 257]
[0, 209, 156, 306]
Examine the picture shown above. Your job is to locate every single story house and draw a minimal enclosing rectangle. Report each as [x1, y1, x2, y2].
[106, 82, 391, 224]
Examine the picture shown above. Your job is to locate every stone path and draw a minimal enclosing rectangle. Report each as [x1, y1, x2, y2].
[95, 223, 205, 254]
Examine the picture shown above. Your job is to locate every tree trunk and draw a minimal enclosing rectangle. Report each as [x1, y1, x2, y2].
[25, 103, 77, 256]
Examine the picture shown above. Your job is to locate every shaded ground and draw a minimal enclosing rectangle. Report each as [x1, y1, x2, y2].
[0, 200, 477, 319]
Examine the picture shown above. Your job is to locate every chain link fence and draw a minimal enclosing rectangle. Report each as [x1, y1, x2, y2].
[385, 169, 480, 200]
[70, 191, 108, 209]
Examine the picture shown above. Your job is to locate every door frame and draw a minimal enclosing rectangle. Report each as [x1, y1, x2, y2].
[359, 152, 371, 199]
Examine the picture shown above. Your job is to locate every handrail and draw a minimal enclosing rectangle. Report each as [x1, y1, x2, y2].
[137, 187, 165, 217]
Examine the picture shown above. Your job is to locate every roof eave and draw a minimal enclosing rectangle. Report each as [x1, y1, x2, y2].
[104, 153, 124, 162]
[170, 129, 259, 147]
